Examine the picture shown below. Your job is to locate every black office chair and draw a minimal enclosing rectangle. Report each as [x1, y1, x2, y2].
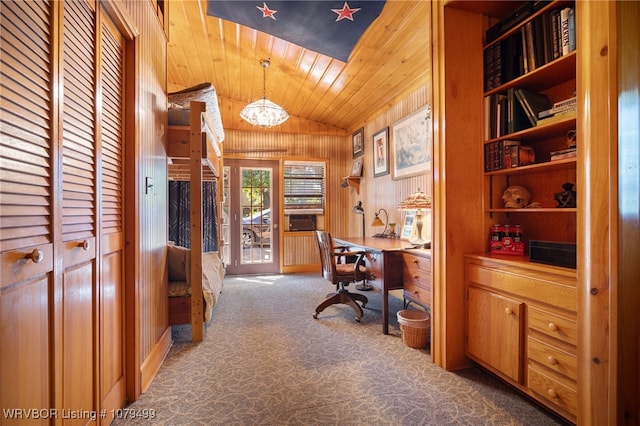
[313, 230, 368, 322]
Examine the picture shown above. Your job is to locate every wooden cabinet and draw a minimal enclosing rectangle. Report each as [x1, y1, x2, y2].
[401, 251, 431, 309]
[465, 255, 577, 422]
[467, 286, 524, 383]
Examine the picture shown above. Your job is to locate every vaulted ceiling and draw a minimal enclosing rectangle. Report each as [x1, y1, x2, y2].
[167, 0, 432, 134]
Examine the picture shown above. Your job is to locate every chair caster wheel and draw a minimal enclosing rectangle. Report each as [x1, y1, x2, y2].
[361, 303, 367, 309]
[313, 312, 318, 319]
[355, 317, 361, 323]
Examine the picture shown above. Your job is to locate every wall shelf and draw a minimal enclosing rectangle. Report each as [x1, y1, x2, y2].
[341, 176, 361, 194]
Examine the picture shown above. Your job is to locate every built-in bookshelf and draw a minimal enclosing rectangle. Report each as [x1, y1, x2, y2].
[441, 0, 580, 423]
[482, 0, 577, 250]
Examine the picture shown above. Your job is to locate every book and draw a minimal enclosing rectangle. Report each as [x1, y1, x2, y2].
[511, 145, 535, 167]
[537, 108, 577, 126]
[538, 96, 577, 119]
[514, 88, 552, 126]
[551, 147, 577, 161]
[568, 7, 576, 52]
[550, 9, 561, 59]
[502, 140, 521, 169]
[485, 1, 533, 43]
[560, 7, 571, 56]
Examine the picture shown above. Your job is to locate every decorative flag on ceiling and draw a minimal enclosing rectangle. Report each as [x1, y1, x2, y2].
[206, 1, 387, 62]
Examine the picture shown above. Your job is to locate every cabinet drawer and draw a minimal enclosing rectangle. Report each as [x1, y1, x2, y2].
[528, 365, 577, 418]
[528, 337, 577, 381]
[404, 282, 430, 307]
[528, 307, 577, 346]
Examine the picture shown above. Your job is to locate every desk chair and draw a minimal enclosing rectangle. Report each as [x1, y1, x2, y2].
[313, 230, 369, 322]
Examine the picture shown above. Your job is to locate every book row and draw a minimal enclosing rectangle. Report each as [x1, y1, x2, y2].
[484, 140, 535, 172]
[484, 5, 575, 91]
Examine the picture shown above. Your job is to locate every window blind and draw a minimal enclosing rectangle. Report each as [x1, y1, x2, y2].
[283, 161, 325, 214]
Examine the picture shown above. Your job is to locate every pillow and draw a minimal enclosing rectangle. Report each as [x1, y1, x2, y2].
[167, 244, 190, 282]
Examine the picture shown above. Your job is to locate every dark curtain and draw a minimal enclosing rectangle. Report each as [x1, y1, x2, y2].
[168, 181, 219, 252]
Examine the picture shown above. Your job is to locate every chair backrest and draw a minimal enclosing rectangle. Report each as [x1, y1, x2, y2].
[315, 230, 337, 283]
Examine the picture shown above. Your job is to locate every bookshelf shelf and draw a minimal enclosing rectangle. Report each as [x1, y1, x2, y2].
[485, 157, 576, 176]
[485, 51, 576, 95]
[486, 208, 576, 213]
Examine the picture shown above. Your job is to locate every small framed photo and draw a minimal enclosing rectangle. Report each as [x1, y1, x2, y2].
[352, 127, 364, 158]
[350, 158, 363, 177]
[372, 127, 390, 177]
[400, 211, 416, 240]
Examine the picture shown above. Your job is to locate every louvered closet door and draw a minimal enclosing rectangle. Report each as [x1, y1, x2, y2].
[99, 10, 126, 416]
[0, 0, 54, 415]
[61, 0, 98, 419]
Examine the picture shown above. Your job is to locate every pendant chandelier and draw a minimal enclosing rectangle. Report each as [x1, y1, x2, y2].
[240, 59, 289, 128]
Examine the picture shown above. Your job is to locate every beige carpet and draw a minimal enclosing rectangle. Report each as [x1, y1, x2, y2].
[114, 273, 569, 425]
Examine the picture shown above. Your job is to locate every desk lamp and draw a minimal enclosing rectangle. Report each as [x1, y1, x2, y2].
[351, 201, 372, 291]
[371, 208, 390, 238]
[398, 189, 432, 248]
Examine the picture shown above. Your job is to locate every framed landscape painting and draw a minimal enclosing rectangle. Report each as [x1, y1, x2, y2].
[391, 106, 432, 180]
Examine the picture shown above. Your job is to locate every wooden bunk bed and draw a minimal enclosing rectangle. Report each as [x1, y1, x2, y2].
[167, 99, 224, 342]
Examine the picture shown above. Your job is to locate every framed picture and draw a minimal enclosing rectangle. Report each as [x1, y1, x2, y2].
[352, 127, 364, 158]
[372, 127, 390, 177]
[391, 105, 432, 180]
[350, 158, 363, 177]
[400, 211, 416, 240]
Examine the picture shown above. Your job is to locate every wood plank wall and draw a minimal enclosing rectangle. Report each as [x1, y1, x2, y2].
[120, 0, 170, 394]
[222, 83, 432, 271]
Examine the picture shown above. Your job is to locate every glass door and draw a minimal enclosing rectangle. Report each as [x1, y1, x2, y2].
[225, 159, 280, 275]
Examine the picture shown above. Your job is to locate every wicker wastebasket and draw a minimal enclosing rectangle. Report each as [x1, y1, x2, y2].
[397, 309, 430, 349]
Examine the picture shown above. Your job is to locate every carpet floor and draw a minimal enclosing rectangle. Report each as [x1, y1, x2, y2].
[113, 273, 569, 425]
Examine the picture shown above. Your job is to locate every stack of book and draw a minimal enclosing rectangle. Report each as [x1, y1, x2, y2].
[550, 147, 577, 161]
[538, 95, 578, 120]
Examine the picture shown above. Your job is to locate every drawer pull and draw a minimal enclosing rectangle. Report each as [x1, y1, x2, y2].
[548, 322, 559, 332]
[547, 388, 558, 399]
[504, 307, 513, 315]
[413, 259, 419, 265]
[547, 356, 559, 365]
[25, 248, 44, 264]
[79, 240, 90, 251]
[413, 275, 420, 279]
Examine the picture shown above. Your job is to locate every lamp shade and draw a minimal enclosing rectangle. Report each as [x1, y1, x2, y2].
[240, 98, 289, 128]
[371, 215, 385, 227]
[398, 189, 432, 210]
[240, 59, 289, 128]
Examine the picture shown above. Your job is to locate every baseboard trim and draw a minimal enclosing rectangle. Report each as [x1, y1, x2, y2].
[140, 326, 172, 393]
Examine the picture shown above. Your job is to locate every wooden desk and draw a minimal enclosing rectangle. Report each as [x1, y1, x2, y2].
[334, 237, 407, 334]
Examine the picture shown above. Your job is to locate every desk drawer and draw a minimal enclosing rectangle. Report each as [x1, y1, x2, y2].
[404, 282, 430, 307]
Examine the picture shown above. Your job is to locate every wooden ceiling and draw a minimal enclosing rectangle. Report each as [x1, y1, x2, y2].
[167, 0, 432, 134]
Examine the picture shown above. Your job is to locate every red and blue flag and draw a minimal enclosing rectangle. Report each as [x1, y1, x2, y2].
[206, 1, 387, 62]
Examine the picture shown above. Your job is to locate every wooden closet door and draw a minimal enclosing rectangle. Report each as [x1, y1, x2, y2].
[0, 0, 55, 419]
[98, 10, 126, 417]
[60, 0, 98, 421]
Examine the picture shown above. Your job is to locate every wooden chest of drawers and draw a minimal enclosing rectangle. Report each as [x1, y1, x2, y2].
[401, 251, 431, 308]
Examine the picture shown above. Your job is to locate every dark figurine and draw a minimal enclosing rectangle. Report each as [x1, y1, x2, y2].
[554, 182, 576, 208]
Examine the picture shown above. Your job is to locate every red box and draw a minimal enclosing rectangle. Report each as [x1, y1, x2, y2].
[490, 225, 525, 255]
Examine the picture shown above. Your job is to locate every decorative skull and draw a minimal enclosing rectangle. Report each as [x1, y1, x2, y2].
[502, 185, 531, 208]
